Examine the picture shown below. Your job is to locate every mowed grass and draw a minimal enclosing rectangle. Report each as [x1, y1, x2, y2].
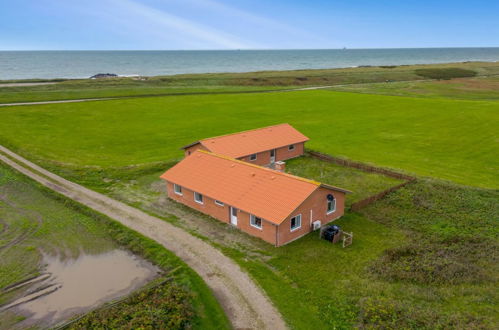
[0, 89, 497, 188]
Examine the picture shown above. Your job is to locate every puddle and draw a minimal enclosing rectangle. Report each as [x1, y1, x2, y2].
[10, 249, 160, 327]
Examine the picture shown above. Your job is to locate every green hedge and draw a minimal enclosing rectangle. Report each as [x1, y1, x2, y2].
[414, 68, 477, 80]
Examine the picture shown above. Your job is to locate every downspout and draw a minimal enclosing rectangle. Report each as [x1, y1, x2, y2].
[275, 224, 279, 247]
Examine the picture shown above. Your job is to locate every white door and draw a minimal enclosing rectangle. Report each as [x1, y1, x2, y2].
[230, 207, 238, 226]
[270, 149, 276, 163]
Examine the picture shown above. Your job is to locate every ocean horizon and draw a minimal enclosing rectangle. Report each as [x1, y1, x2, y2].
[1, 48, 499, 80]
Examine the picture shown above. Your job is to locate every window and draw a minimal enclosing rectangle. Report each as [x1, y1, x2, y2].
[290, 214, 301, 231]
[173, 184, 182, 195]
[194, 192, 203, 204]
[250, 214, 263, 229]
[187, 151, 191, 155]
[288, 144, 295, 151]
[215, 200, 224, 206]
[250, 153, 257, 161]
[327, 195, 336, 214]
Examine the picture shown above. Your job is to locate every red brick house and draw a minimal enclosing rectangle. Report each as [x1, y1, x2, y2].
[181, 123, 309, 166]
[160, 150, 350, 246]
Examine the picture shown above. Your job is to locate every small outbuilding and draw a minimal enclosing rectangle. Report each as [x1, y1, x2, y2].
[181, 123, 309, 166]
[160, 150, 350, 246]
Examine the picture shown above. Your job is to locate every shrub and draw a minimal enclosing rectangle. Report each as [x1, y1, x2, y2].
[414, 68, 477, 80]
[68, 280, 193, 329]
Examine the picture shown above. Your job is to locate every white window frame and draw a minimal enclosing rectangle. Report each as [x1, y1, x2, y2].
[327, 196, 336, 214]
[288, 144, 295, 151]
[290, 214, 302, 231]
[250, 214, 263, 229]
[173, 184, 182, 195]
[194, 192, 203, 204]
[215, 200, 224, 206]
[249, 153, 257, 161]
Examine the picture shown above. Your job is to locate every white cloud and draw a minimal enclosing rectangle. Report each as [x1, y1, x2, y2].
[177, 0, 331, 46]
[110, 0, 257, 49]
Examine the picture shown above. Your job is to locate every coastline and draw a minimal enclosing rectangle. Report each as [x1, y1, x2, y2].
[1, 48, 499, 80]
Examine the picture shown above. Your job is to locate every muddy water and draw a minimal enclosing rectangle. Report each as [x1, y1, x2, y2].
[14, 249, 160, 327]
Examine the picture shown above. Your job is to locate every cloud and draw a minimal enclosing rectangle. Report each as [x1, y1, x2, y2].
[57, 0, 259, 49]
[110, 0, 257, 49]
[178, 0, 331, 46]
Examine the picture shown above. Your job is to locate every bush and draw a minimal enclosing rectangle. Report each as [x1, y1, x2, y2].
[414, 68, 477, 80]
[68, 280, 193, 329]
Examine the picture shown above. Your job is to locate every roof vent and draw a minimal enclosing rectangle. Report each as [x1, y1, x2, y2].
[250, 172, 256, 177]
[271, 176, 276, 180]
[230, 164, 236, 168]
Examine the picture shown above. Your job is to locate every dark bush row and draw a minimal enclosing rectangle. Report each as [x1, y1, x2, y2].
[414, 68, 477, 80]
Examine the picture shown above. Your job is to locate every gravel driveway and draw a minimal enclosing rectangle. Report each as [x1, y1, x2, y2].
[0, 145, 287, 330]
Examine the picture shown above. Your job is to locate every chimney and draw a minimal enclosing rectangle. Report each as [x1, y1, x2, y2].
[274, 161, 286, 172]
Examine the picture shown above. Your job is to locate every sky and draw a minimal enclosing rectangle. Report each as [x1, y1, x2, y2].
[0, 0, 498, 50]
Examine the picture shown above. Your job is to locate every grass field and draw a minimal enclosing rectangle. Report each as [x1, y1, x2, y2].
[0, 89, 497, 188]
[1, 61, 498, 103]
[0, 164, 229, 329]
[330, 76, 499, 100]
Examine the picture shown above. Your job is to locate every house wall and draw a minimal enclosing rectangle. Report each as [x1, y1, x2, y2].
[276, 187, 346, 246]
[183, 143, 208, 157]
[165, 181, 277, 245]
[238, 142, 306, 165]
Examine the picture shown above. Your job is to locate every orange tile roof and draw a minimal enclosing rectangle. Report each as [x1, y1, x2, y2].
[160, 150, 348, 225]
[182, 123, 309, 159]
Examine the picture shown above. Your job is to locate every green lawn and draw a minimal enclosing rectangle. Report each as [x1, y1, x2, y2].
[0, 164, 229, 329]
[0, 89, 497, 188]
[286, 156, 404, 205]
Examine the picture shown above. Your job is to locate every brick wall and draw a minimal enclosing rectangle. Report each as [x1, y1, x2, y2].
[166, 181, 277, 245]
[238, 142, 306, 165]
[184, 143, 208, 157]
[276, 187, 345, 246]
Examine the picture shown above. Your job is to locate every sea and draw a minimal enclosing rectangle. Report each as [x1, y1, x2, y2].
[1, 48, 499, 80]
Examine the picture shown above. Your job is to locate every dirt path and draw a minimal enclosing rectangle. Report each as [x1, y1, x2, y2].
[0, 82, 58, 87]
[0, 86, 336, 107]
[0, 145, 287, 330]
[0, 98, 117, 107]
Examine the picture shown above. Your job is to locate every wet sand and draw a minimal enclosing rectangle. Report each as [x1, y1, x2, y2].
[11, 249, 160, 327]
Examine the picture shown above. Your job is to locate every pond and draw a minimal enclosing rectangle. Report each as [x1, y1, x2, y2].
[8, 249, 160, 327]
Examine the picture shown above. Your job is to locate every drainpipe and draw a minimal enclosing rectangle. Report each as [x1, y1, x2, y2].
[275, 224, 279, 247]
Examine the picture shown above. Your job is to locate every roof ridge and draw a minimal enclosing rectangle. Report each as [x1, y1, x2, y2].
[200, 123, 291, 142]
[197, 150, 321, 187]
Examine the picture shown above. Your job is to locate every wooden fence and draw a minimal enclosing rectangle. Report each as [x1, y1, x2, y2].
[307, 150, 415, 181]
[307, 150, 416, 211]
